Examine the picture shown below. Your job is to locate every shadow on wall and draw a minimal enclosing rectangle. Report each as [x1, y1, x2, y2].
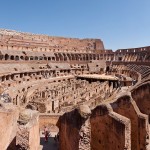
[6, 137, 16, 150]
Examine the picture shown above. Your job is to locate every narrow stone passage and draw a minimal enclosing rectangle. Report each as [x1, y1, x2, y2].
[40, 131, 59, 150]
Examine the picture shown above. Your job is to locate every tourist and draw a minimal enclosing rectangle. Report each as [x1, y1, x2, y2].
[44, 126, 49, 142]
[54, 132, 59, 143]
[57, 132, 59, 141]
[54, 135, 57, 142]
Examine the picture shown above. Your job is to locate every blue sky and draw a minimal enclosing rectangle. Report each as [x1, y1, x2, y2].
[0, 0, 150, 50]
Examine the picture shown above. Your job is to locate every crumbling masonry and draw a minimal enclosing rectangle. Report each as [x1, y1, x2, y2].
[0, 29, 150, 150]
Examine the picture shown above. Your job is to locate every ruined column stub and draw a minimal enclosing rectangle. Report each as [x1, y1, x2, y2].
[78, 105, 91, 150]
[77, 105, 91, 119]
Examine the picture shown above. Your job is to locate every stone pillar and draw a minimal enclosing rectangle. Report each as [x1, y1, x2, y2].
[79, 117, 91, 150]
[16, 109, 40, 150]
[78, 105, 91, 150]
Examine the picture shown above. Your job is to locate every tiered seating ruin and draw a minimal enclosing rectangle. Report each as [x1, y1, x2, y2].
[0, 29, 149, 150]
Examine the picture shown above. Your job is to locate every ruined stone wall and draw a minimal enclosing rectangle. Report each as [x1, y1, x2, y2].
[90, 105, 126, 150]
[16, 109, 40, 150]
[131, 81, 150, 122]
[111, 95, 148, 150]
[26, 79, 114, 114]
[57, 109, 82, 150]
[28, 119, 40, 150]
[0, 104, 19, 150]
[57, 104, 131, 150]
[57, 80, 150, 150]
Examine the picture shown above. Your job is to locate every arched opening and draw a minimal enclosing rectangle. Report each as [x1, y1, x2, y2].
[0, 55, 3, 60]
[97, 54, 99, 60]
[2, 76, 5, 82]
[52, 57, 55, 61]
[58, 53, 64, 61]
[67, 54, 71, 60]
[5, 54, 9, 60]
[15, 56, 19, 61]
[20, 56, 24, 60]
[42, 92, 45, 98]
[39, 56, 43, 60]
[86, 54, 89, 61]
[25, 56, 29, 60]
[54, 53, 59, 61]
[6, 75, 9, 80]
[83, 54, 86, 61]
[93, 54, 96, 60]
[10, 55, 14, 60]
[63, 53, 67, 61]
[75, 54, 78, 60]
[11, 74, 14, 80]
[44, 57, 47, 60]
[30, 56, 34, 60]
[20, 73, 23, 78]
[35, 56, 38, 60]
[71, 54, 75, 60]
[89, 54, 92, 60]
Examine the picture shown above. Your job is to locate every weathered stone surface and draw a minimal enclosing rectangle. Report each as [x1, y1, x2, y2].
[16, 109, 40, 150]
[0, 29, 149, 149]
[0, 104, 19, 150]
[78, 105, 91, 118]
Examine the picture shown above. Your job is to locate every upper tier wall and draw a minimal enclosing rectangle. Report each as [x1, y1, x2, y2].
[0, 29, 104, 53]
[0, 29, 150, 59]
[116, 46, 150, 53]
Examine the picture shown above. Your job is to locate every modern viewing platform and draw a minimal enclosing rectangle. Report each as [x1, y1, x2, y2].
[76, 74, 119, 81]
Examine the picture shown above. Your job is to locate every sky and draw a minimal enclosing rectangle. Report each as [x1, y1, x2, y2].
[0, 0, 150, 50]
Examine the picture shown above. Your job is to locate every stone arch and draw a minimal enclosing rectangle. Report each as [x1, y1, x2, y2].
[93, 54, 96, 60]
[5, 54, 9, 60]
[48, 57, 51, 61]
[58, 53, 64, 61]
[85, 54, 89, 61]
[30, 56, 34, 60]
[54, 53, 60, 61]
[39, 56, 43, 60]
[83, 54, 87, 61]
[15, 55, 19, 61]
[20, 56, 24, 60]
[52, 57, 55, 61]
[71, 54, 75, 60]
[0, 55, 3, 60]
[35, 56, 38, 60]
[25, 56, 29, 60]
[89, 54, 92, 60]
[10, 55, 14, 60]
[44, 57, 47, 60]
[63, 53, 67, 61]
[96, 54, 99, 60]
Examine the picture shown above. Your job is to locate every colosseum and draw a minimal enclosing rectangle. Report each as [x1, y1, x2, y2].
[0, 29, 150, 150]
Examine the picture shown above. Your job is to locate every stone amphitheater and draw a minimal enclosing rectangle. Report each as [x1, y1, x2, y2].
[0, 29, 150, 150]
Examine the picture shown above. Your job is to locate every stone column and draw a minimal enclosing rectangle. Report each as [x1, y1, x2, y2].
[79, 117, 91, 150]
[78, 105, 91, 150]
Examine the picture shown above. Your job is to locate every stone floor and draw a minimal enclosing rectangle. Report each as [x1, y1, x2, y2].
[40, 131, 59, 150]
